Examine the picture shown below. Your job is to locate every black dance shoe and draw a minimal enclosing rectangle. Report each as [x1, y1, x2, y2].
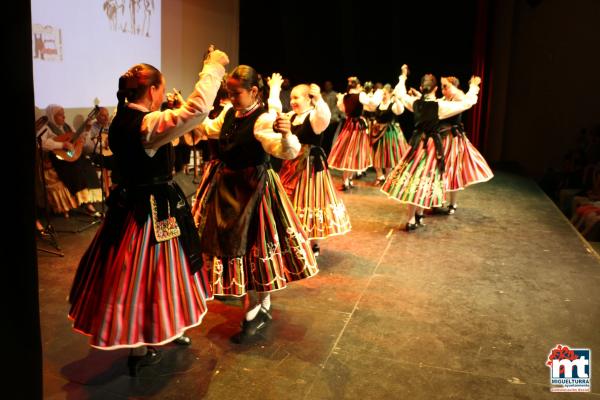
[447, 204, 457, 215]
[36, 227, 51, 239]
[232, 307, 273, 343]
[173, 335, 192, 346]
[127, 347, 161, 377]
[405, 222, 418, 232]
[84, 209, 103, 218]
[415, 214, 426, 226]
[311, 243, 320, 257]
[341, 183, 350, 191]
[431, 206, 447, 215]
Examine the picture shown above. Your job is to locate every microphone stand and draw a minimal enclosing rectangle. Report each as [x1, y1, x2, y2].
[36, 129, 64, 256]
[192, 129, 200, 184]
[94, 127, 109, 214]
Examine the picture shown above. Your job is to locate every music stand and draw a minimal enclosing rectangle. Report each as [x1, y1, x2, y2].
[35, 127, 64, 257]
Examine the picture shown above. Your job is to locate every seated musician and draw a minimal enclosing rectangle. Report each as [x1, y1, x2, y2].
[40, 104, 103, 217]
[82, 106, 114, 192]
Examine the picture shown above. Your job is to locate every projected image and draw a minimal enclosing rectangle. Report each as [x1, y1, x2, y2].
[31, 0, 161, 109]
[103, 0, 156, 37]
[32, 25, 63, 61]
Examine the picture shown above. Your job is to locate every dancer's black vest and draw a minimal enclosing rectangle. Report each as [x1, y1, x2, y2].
[408, 99, 444, 171]
[291, 113, 328, 172]
[198, 106, 273, 257]
[107, 106, 203, 272]
[370, 103, 397, 145]
[438, 112, 465, 137]
[343, 93, 363, 118]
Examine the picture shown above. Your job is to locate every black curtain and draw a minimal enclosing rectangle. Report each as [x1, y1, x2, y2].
[240, 0, 477, 138]
[4, 1, 43, 398]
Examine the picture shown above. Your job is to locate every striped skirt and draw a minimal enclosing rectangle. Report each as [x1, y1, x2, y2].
[380, 136, 445, 208]
[372, 123, 409, 170]
[328, 117, 372, 172]
[68, 212, 212, 350]
[279, 146, 351, 239]
[462, 135, 494, 187]
[442, 133, 465, 192]
[193, 166, 318, 297]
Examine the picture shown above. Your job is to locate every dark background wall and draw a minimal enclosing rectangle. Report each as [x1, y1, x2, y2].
[240, 0, 478, 137]
[240, 0, 600, 179]
[240, 0, 477, 91]
[486, 0, 600, 177]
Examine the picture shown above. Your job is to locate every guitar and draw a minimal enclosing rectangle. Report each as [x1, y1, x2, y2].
[52, 105, 100, 162]
[183, 127, 202, 146]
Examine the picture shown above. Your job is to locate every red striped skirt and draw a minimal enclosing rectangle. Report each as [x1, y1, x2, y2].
[279, 145, 351, 239]
[381, 136, 446, 208]
[328, 117, 372, 172]
[68, 212, 212, 349]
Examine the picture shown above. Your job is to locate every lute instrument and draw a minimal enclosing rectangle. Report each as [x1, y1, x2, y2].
[52, 105, 100, 162]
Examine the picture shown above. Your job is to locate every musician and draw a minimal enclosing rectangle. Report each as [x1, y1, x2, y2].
[41, 104, 103, 217]
[83, 106, 115, 193]
[82, 107, 110, 156]
[34, 115, 77, 221]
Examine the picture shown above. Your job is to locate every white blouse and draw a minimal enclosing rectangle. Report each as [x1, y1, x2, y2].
[199, 90, 301, 160]
[337, 88, 384, 114]
[132, 61, 226, 157]
[394, 75, 479, 119]
[269, 95, 331, 135]
[378, 97, 404, 115]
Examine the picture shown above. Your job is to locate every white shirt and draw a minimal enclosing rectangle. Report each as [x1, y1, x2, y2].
[81, 122, 108, 154]
[337, 88, 384, 114]
[269, 94, 331, 135]
[378, 97, 404, 116]
[199, 88, 301, 160]
[132, 61, 226, 157]
[393, 75, 479, 119]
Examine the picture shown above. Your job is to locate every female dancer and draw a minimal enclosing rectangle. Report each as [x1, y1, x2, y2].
[273, 78, 351, 257]
[68, 48, 229, 376]
[328, 77, 382, 190]
[371, 84, 408, 184]
[191, 66, 318, 343]
[382, 65, 481, 231]
[439, 76, 494, 214]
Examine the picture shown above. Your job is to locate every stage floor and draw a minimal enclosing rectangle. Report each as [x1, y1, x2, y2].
[37, 170, 600, 399]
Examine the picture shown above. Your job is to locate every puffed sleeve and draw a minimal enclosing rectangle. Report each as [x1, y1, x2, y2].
[141, 62, 226, 153]
[253, 112, 301, 159]
[337, 94, 346, 114]
[198, 103, 230, 140]
[393, 75, 416, 112]
[437, 83, 480, 119]
[309, 98, 331, 134]
[267, 85, 282, 114]
[391, 96, 404, 115]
